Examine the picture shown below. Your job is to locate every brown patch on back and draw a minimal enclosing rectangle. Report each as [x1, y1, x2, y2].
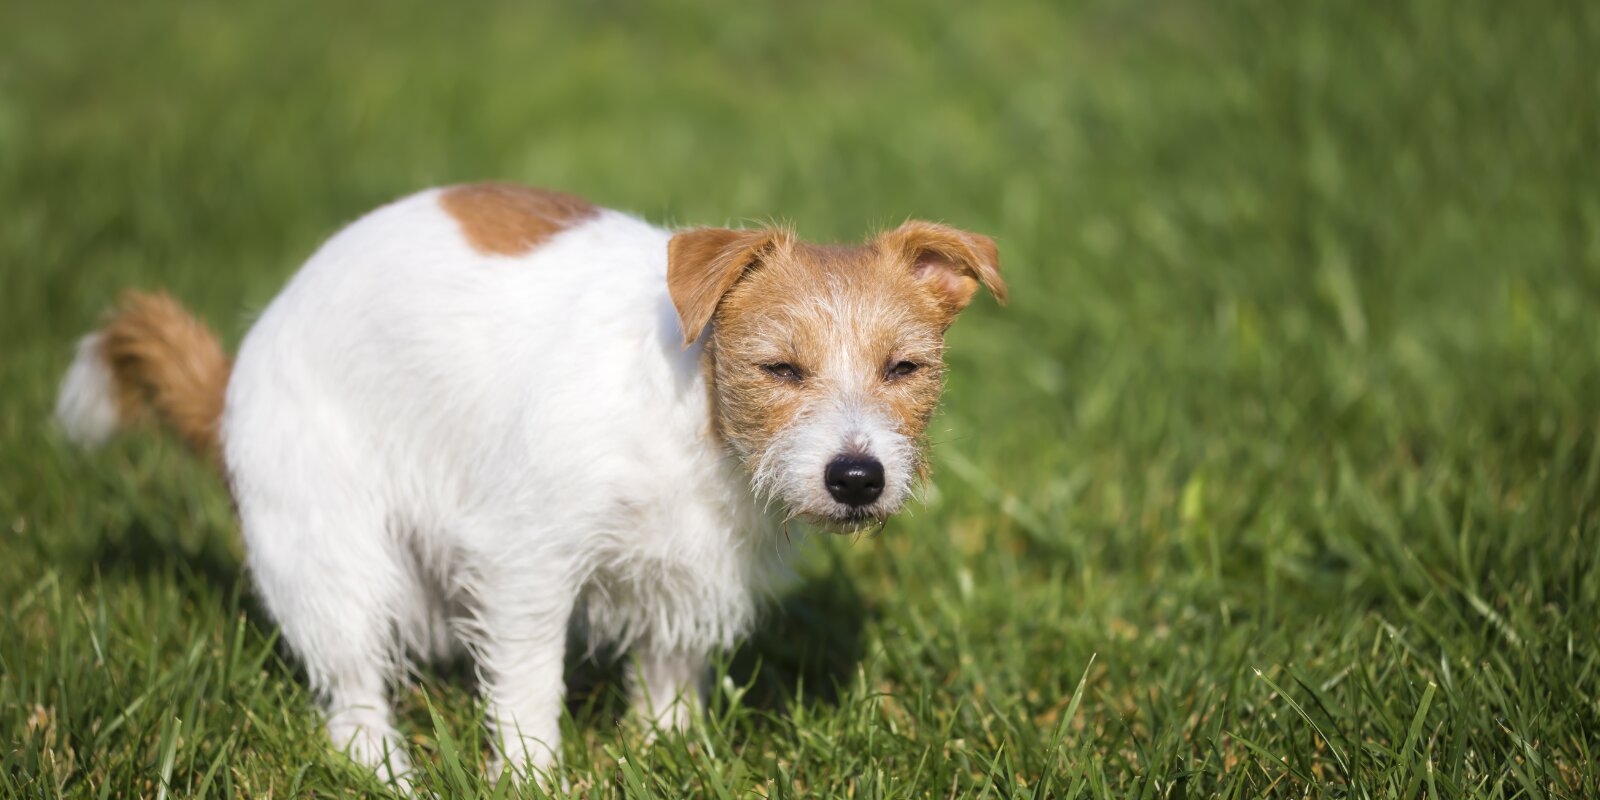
[100, 290, 231, 458]
[439, 182, 598, 256]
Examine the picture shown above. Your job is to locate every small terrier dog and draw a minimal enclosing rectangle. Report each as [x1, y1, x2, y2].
[55, 183, 1005, 784]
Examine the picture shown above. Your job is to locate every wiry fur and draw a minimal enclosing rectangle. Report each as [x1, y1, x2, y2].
[55, 184, 1003, 787]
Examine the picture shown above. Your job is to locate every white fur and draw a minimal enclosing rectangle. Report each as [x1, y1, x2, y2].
[752, 394, 916, 521]
[219, 190, 794, 783]
[55, 333, 122, 447]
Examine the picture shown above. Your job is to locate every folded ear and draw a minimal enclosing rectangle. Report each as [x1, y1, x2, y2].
[877, 220, 1006, 315]
[667, 227, 791, 347]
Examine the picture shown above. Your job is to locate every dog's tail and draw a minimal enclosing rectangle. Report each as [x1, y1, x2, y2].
[55, 290, 231, 457]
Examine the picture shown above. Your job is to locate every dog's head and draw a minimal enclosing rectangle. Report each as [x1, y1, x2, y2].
[668, 220, 1005, 531]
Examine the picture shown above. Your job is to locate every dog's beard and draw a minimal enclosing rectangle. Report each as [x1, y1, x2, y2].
[747, 405, 918, 533]
[780, 505, 887, 535]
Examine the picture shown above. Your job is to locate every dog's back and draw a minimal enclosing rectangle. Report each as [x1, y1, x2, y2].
[225, 188, 701, 524]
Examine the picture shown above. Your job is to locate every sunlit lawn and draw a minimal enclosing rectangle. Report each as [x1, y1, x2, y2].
[3, 1, 1597, 796]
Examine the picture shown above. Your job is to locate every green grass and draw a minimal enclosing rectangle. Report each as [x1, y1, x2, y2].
[3, 0, 1598, 796]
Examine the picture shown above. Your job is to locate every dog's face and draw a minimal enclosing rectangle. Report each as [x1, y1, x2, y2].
[669, 221, 1005, 530]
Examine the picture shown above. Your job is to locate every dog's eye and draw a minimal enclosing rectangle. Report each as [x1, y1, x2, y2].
[762, 363, 803, 382]
[887, 360, 920, 380]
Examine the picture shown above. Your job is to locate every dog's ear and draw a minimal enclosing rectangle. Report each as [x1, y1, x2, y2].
[877, 221, 1006, 316]
[667, 227, 790, 347]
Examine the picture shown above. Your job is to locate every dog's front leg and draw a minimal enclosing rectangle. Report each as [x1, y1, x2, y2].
[629, 646, 708, 735]
[478, 579, 575, 785]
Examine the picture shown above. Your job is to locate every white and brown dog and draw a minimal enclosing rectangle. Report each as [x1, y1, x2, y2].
[55, 183, 1005, 785]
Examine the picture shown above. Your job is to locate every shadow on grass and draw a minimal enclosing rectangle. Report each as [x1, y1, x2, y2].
[85, 516, 241, 593]
[727, 557, 870, 711]
[560, 557, 871, 727]
[398, 562, 869, 773]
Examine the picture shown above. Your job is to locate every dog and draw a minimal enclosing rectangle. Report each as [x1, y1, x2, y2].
[55, 182, 1005, 785]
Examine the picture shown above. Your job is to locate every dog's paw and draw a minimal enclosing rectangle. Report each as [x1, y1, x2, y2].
[488, 751, 567, 794]
[330, 720, 414, 793]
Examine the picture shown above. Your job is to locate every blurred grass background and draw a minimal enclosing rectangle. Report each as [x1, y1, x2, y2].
[3, 0, 1598, 796]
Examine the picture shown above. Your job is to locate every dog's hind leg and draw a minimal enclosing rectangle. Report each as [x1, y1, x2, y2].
[237, 496, 416, 788]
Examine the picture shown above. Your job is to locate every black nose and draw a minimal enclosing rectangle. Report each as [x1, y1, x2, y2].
[825, 456, 885, 507]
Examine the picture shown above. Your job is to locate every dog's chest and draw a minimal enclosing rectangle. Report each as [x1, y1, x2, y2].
[574, 481, 781, 654]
